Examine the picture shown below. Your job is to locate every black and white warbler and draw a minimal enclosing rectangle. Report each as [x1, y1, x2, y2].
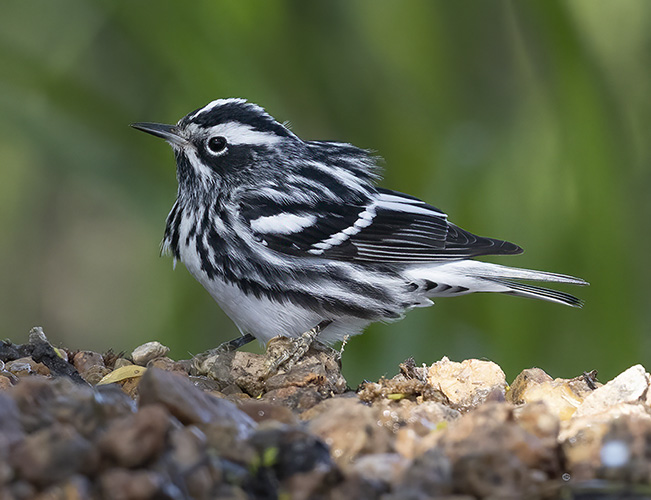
[132, 98, 587, 352]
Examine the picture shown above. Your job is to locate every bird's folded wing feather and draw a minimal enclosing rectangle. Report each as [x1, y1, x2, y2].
[239, 188, 522, 263]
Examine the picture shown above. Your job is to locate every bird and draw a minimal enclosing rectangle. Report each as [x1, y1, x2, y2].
[132, 98, 587, 359]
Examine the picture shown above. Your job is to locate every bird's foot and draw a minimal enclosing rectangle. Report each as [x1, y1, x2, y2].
[263, 320, 332, 379]
[191, 333, 255, 376]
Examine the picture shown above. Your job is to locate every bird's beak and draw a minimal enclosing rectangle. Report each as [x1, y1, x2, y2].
[131, 122, 187, 146]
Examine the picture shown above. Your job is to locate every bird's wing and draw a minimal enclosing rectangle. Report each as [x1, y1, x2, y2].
[239, 188, 522, 263]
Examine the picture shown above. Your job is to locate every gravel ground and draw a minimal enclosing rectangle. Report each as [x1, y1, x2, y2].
[1, 327, 651, 500]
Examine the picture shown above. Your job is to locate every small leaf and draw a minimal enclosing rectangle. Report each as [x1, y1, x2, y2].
[97, 365, 147, 385]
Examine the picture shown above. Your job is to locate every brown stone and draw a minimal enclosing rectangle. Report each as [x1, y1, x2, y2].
[427, 357, 507, 410]
[6, 357, 50, 377]
[146, 356, 188, 374]
[72, 351, 105, 374]
[11, 424, 95, 487]
[98, 405, 172, 467]
[138, 367, 256, 439]
[238, 400, 298, 425]
[306, 397, 393, 467]
[0, 375, 14, 391]
[99, 468, 164, 500]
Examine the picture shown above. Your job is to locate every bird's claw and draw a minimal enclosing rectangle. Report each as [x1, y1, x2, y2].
[262, 320, 332, 379]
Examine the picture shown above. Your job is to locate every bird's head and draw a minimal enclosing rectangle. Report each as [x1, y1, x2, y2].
[132, 98, 303, 197]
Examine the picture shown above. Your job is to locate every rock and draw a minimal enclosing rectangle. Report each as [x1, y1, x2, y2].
[195, 340, 347, 408]
[7, 376, 135, 443]
[7, 331, 651, 499]
[91, 384, 138, 423]
[146, 356, 188, 374]
[72, 351, 104, 373]
[0, 392, 24, 445]
[98, 405, 172, 467]
[0, 434, 14, 487]
[265, 346, 346, 391]
[347, 453, 410, 485]
[427, 357, 507, 409]
[515, 402, 560, 446]
[306, 397, 393, 466]
[166, 425, 217, 498]
[357, 378, 446, 405]
[201, 420, 257, 465]
[246, 426, 338, 498]
[508, 367, 554, 403]
[99, 468, 165, 500]
[34, 475, 91, 500]
[131, 342, 170, 366]
[389, 447, 453, 498]
[5, 357, 50, 377]
[560, 403, 651, 480]
[192, 350, 251, 390]
[82, 365, 113, 385]
[138, 367, 256, 439]
[52, 380, 136, 438]
[385, 400, 460, 459]
[357, 358, 449, 406]
[11, 424, 95, 487]
[376, 399, 460, 435]
[9, 377, 71, 432]
[113, 357, 133, 370]
[299, 393, 358, 420]
[327, 475, 390, 500]
[0, 375, 13, 391]
[2, 481, 36, 499]
[507, 368, 591, 420]
[238, 400, 298, 425]
[262, 385, 330, 412]
[72, 351, 111, 385]
[436, 403, 561, 498]
[574, 364, 649, 418]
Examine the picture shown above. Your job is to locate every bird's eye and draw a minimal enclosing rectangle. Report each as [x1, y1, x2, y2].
[206, 136, 227, 155]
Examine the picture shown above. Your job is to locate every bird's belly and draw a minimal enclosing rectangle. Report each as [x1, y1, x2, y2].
[178, 244, 322, 343]
[204, 277, 326, 344]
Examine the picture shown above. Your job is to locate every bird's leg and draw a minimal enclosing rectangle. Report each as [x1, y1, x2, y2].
[191, 333, 256, 375]
[215, 333, 257, 352]
[263, 320, 332, 378]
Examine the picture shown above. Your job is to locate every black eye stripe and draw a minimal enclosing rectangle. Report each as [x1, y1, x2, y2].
[207, 136, 227, 154]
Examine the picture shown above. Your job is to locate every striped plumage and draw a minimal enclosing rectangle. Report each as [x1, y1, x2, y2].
[133, 98, 587, 345]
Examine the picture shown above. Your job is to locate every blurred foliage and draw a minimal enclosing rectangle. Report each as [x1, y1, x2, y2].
[0, 0, 649, 385]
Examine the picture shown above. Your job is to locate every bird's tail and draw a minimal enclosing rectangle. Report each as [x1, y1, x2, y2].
[406, 260, 588, 307]
[483, 277, 584, 307]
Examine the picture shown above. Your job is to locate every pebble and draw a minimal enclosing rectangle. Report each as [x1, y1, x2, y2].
[138, 367, 256, 439]
[427, 357, 507, 409]
[575, 364, 649, 417]
[98, 405, 172, 467]
[4, 328, 651, 498]
[131, 341, 170, 366]
[6, 357, 50, 377]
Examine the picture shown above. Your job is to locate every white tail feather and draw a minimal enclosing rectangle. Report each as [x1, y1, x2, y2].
[404, 260, 588, 307]
[441, 260, 588, 285]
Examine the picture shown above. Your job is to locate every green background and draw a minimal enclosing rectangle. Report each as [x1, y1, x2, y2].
[1, 1, 649, 385]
